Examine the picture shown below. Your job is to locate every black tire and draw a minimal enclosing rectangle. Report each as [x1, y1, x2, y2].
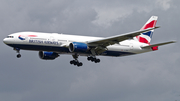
[87, 57, 91, 61]
[94, 59, 100, 63]
[96, 59, 100, 63]
[79, 62, 83, 66]
[77, 63, 80, 67]
[77, 62, 83, 67]
[70, 60, 74, 64]
[90, 58, 93, 62]
[17, 54, 21, 58]
[74, 61, 78, 65]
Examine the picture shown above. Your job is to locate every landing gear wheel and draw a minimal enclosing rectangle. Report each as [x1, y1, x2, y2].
[87, 57, 91, 61]
[90, 57, 94, 62]
[17, 54, 21, 58]
[70, 60, 83, 67]
[70, 60, 74, 64]
[77, 62, 83, 67]
[87, 56, 100, 63]
[74, 61, 78, 65]
[95, 59, 100, 63]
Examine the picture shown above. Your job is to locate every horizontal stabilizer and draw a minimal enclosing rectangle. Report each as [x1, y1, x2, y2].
[141, 41, 176, 49]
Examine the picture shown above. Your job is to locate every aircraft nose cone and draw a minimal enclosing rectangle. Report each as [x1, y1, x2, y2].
[3, 38, 8, 44]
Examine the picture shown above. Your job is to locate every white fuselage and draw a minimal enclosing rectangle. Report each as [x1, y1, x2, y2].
[3, 16, 175, 67]
[3, 32, 152, 57]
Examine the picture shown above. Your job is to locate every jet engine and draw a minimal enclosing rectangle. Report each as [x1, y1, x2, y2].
[69, 42, 89, 52]
[39, 51, 59, 60]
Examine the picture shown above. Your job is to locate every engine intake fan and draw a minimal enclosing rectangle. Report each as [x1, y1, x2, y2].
[69, 42, 89, 52]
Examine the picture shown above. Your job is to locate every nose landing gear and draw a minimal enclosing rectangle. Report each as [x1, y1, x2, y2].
[14, 48, 21, 58]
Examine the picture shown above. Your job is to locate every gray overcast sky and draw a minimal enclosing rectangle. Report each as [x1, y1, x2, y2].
[0, 0, 180, 101]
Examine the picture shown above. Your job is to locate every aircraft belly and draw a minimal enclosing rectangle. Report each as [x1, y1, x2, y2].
[101, 51, 135, 57]
[101, 45, 135, 56]
[7, 44, 69, 52]
[7, 43, 135, 57]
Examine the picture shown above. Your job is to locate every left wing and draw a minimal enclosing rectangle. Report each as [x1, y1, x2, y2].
[88, 27, 159, 47]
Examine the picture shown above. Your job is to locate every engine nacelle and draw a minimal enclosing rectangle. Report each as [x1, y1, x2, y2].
[69, 42, 88, 52]
[39, 51, 59, 60]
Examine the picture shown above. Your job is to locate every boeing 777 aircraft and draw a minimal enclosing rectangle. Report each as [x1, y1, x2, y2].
[3, 16, 175, 66]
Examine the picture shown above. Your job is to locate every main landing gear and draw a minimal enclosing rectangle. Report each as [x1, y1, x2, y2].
[70, 60, 83, 67]
[70, 54, 83, 67]
[87, 56, 100, 63]
[14, 48, 21, 58]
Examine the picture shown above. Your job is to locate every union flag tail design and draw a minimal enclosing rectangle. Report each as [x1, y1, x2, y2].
[135, 16, 158, 44]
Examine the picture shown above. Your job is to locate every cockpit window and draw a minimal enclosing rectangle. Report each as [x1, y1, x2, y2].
[7, 36, 14, 38]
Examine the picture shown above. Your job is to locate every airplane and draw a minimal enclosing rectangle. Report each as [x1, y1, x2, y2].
[3, 16, 175, 67]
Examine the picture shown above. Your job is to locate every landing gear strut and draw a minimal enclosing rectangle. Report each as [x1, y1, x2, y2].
[88, 49, 100, 63]
[70, 54, 83, 67]
[14, 48, 21, 58]
[87, 56, 100, 63]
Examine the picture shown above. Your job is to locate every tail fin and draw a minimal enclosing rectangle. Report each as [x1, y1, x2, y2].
[135, 16, 158, 44]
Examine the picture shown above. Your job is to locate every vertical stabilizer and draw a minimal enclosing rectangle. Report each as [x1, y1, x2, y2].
[135, 16, 158, 44]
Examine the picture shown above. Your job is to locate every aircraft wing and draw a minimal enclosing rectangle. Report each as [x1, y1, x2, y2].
[141, 41, 176, 49]
[88, 27, 160, 47]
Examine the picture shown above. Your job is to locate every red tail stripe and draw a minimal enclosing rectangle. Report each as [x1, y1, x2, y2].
[141, 20, 157, 30]
[136, 36, 149, 44]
